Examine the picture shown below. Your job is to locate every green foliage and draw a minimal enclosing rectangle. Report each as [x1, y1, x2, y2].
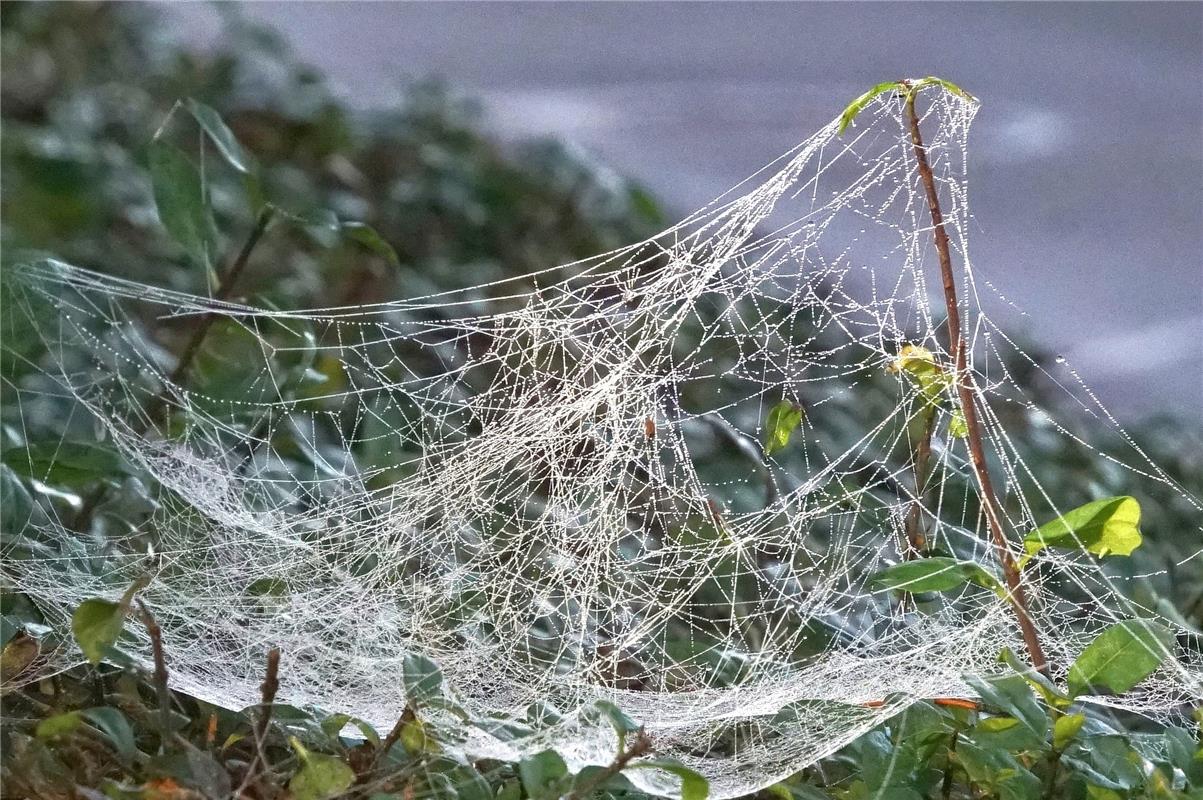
[629, 760, 710, 800]
[871, 557, 1002, 595]
[1067, 618, 1174, 697]
[70, 579, 144, 664]
[290, 737, 357, 800]
[147, 139, 218, 271]
[764, 400, 804, 456]
[1022, 495, 1144, 567]
[838, 77, 973, 134]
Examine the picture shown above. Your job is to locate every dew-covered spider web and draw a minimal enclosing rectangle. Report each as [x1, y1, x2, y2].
[4, 87, 1202, 798]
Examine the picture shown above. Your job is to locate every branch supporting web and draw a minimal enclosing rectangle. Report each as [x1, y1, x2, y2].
[5, 88, 1201, 798]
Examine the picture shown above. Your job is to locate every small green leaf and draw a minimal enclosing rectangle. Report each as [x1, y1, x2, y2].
[35, 711, 82, 739]
[342, 222, 401, 269]
[948, 409, 968, 439]
[1022, 496, 1142, 566]
[2, 441, 126, 487]
[402, 652, 443, 707]
[148, 140, 218, 270]
[764, 400, 804, 456]
[400, 717, 440, 755]
[185, 99, 254, 175]
[81, 707, 138, 761]
[594, 699, 640, 752]
[70, 579, 146, 665]
[518, 749, 568, 799]
[289, 737, 355, 800]
[1053, 713, 1086, 749]
[629, 759, 710, 800]
[964, 673, 1048, 741]
[839, 81, 903, 134]
[871, 557, 1002, 595]
[71, 599, 126, 665]
[1067, 618, 1174, 698]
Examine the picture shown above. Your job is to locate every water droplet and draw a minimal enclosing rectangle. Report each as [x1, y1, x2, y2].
[1054, 356, 1066, 364]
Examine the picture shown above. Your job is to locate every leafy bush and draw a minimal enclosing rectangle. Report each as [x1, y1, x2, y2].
[2, 6, 1200, 800]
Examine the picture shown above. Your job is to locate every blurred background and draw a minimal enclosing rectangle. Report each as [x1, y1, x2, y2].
[172, 1, 1202, 422]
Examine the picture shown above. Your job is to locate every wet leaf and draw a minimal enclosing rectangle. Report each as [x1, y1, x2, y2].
[1067, 618, 1174, 698]
[1022, 496, 1142, 566]
[871, 558, 1002, 595]
[148, 140, 217, 270]
[402, 652, 443, 707]
[289, 737, 355, 800]
[185, 98, 254, 174]
[629, 759, 710, 800]
[764, 400, 804, 456]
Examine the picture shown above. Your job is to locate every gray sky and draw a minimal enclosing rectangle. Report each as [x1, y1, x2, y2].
[177, 2, 1203, 421]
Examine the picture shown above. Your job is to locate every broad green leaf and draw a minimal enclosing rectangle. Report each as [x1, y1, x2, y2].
[889, 344, 952, 403]
[1067, 618, 1174, 698]
[81, 707, 138, 761]
[839, 81, 903, 134]
[518, 749, 568, 799]
[871, 557, 1002, 595]
[35, 711, 82, 739]
[148, 140, 217, 269]
[1021, 496, 1142, 567]
[971, 715, 1046, 752]
[342, 222, 401, 269]
[629, 759, 710, 800]
[964, 673, 1048, 741]
[1, 441, 126, 487]
[402, 652, 443, 706]
[764, 401, 804, 456]
[185, 99, 254, 174]
[1053, 713, 1086, 749]
[289, 737, 355, 800]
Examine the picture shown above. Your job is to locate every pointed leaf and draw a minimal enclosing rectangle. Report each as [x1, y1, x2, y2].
[148, 140, 217, 269]
[342, 222, 400, 268]
[71, 599, 126, 665]
[402, 652, 443, 707]
[871, 557, 1001, 594]
[81, 707, 138, 761]
[1023, 496, 1142, 565]
[629, 759, 710, 800]
[764, 401, 804, 456]
[1067, 618, 1174, 698]
[1053, 713, 1086, 750]
[185, 99, 254, 174]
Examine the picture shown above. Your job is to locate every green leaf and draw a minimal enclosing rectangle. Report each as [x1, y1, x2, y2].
[400, 717, 440, 755]
[764, 400, 804, 456]
[629, 759, 710, 800]
[35, 711, 82, 739]
[184, 99, 254, 174]
[997, 647, 1071, 709]
[321, 713, 380, 746]
[839, 81, 903, 134]
[81, 707, 138, 761]
[289, 737, 355, 800]
[594, 699, 640, 752]
[402, 652, 443, 707]
[1067, 618, 1174, 698]
[518, 749, 568, 799]
[1022, 496, 1142, 567]
[342, 222, 401, 269]
[1053, 713, 1086, 750]
[948, 409, 968, 439]
[71, 599, 126, 665]
[148, 140, 217, 270]
[871, 557, 1002, 595]
[1, 441, 126, 487]
[70, 579, 145, 665]
[964, 673, 1048, 742]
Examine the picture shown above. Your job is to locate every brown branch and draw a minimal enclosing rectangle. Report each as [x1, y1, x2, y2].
[71, 207, 275, 533]
[566, 728, 654, 800]
[247, 647, 281, 781]
[374, 704, 416, 770]
[903, 85, 1048, 674]
[136, 599, 172, 752]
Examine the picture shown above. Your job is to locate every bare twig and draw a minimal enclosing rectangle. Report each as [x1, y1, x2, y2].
[71, 207, 275, 533]
[246, 647, 281, 784]
[566, 728, 654, 800]
[136, 599, 172, 753]
[374, 704, 417, 770]
[903, 84, 1048, 674]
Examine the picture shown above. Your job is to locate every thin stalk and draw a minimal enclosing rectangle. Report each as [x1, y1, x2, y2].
[71, 207, 275, 532]
[903, 86, 1048, 675]
[136, 600, 173, 753]
[903, 402, 937, 556]
[565, 728, 654, 800]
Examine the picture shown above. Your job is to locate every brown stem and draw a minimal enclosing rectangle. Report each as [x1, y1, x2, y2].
[903, 86, 1048, 675]
[903, 403, 937, 556]
[70, 208, 275, 533]
[248, 647, 281, 780]
[374, 704, 416, 769]
[565, 728, 654, 800]
[136, 600, 172, 753]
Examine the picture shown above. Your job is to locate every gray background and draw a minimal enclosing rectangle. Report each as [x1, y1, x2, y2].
[177, 2, 1203, 421]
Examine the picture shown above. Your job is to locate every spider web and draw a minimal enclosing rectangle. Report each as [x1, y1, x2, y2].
[4, 87, 1201, 798]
